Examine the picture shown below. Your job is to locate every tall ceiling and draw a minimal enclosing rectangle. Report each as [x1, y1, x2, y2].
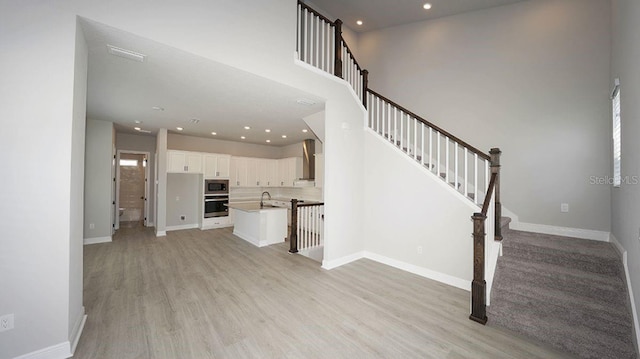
[82, 19, 325, 146]
[306, 0, 527, 32]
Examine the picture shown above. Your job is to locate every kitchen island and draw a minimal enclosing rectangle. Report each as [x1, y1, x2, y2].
[226, 202, 288, 247]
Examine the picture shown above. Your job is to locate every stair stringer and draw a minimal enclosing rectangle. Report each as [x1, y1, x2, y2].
[363, 128, 501, 293]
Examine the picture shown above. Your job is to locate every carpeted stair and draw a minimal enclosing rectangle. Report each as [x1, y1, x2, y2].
[488, 223, 637, 359]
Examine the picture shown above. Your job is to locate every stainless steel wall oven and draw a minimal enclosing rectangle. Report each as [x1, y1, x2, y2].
[204, 179, 229, 218]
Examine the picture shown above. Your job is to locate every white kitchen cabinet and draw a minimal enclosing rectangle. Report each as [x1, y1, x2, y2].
[230, 157, 248, 187]
[314, 153, 324, 188]
[277, 157, 302, 187]
[203, 153, 230, 179]
[246, 158, 258, 187]
[167, 150, 202, 173]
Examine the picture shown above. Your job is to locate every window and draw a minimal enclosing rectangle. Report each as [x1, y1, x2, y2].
[120, 159, 138, 167]
[612, 78, 621, 187]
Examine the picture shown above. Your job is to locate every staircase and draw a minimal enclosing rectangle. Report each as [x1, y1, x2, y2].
[295, 1, 637, 357]
[489, 221, 637, 359]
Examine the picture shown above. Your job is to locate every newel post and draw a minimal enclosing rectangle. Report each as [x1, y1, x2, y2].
[362, 69, 369, 108]
[334, 19, 343, 78]
[490, 148, 502, 241]
[289, 199, 298, 253]
[470, 212, 488, 325]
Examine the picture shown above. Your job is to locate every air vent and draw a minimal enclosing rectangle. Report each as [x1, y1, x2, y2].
[296, 98, 316, 106]
[107, 45, 146, 63]
[189, 118, 200, 124]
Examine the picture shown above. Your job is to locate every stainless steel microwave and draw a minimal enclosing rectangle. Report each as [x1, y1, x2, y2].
[205, 179, 229, 195]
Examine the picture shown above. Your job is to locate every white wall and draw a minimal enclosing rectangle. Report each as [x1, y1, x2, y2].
[166, 174, 201, 228]
[0, 1, 367, 356]
[84, 119, 114, 241]
[0, 3, 83, 358]
[69, 19, 88, 348]
[611, 0, 640, 336]
[358, 0, 612, 232]
[116, 132, 157, 225]
[168, 133, 284, 159]
[364, 130, 476, 286]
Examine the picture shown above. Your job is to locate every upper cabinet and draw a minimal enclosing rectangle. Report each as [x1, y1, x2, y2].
[230, 156, 302, 187]
[203, 153, 231, 179]
[167, 150, 202, 173]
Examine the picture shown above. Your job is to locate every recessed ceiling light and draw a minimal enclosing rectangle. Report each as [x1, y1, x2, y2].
[423, 3, 432, 10]
[266, 140, 271, 143]
[151, 106, 164, 111]
[211, 132, 217, 135]
[134, 127, 141, 131]
[282, 135, 287, 138]
[107, 44, 146, 62]
[244, 126, 251, 130]
[241, 136, 246, 139]
[134, 120, 142, 124]
[176, 127, 183, 131]
[265, 129, 271, 133]
[302, 129, 308, 133]
[356, 20, 363, 26]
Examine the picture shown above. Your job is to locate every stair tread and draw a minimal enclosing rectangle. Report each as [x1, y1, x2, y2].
[488, 295, 636, 359]
[489, 284, 633, 339]
[503, 230, 619, 260]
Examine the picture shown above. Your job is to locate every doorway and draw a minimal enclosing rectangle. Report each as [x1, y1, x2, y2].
[115, 150, 150, 230]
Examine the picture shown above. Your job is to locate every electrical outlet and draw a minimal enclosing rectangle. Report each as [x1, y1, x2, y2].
[0, 314, 14, 332]
[180, 215, 186, 221]
[176, 196, 180, 201]
[417, 246, 423, 255]
[561, 203, 569, 213]
[89, 223, 95, 229]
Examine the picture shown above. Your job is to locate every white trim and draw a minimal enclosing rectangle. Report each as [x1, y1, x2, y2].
[155, 230, 166, 237]
[610, 234, 640, 352]
[83, 236, 112, 245]
[321, 251, 365, 270]
[364, 251, 471, 291]
[13, 342, 71, 359]
[509, 221, 611, 242]
[166, 223, 199, 232]
[69, 310, 87, 354]
[147, 221, 155, 227]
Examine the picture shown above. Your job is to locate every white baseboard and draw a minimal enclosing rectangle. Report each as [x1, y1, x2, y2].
[322, 251, 365, 270]
[166, 223, 199, 232]
[13, 342, 71, 359]
[610, 235, 640, 352]
[147, 221, 155, 227]
[69, 308, 87, 355]
[364, 252, 471, 291]
[155, 230, 166, 237]
[510, 221, 611, 242]
[83, 236, 112, 245]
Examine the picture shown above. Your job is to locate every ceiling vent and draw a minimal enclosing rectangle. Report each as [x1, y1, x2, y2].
[296, 98, 316, 106]
[189, 118, 200, 124]
[107, 45, 146, 63]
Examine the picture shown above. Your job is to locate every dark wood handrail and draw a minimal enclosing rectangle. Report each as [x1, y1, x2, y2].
[297, 0, 335, 26]
[297, 202, 325, 208]
[367, 89, 491, 161]
[480, 173, 498, 216]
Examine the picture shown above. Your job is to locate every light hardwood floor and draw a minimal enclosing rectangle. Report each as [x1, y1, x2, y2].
[75, 227, 573, 359]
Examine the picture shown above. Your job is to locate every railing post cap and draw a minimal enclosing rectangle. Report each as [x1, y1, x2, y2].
[335, 19, 343, 26]
[490, 148, 501, 154]
[472, 212, 486, 220]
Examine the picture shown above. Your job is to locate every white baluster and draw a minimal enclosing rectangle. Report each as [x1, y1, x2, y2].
[474, 153, 479, 205]
[421, 123, 425, 166]
[485, 159, 490, 199]
[437, 132, 441, 177]
[454, 143, 459, 192]
[297, 5, 302, 59]
[429, 128, 433, 172]
[413, 118, 418, 160]
[445, 137, 450, 182]
[464, 148, 469, 198]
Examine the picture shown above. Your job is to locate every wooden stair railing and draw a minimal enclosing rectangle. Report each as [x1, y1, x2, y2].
[289, 199, 325, 254]
[295, 1, 502, 325]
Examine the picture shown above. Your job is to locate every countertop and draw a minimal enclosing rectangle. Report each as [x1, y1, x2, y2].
[226, 202, 288, 213]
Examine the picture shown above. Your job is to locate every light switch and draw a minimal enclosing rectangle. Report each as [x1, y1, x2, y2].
[561, 203, 569, 213]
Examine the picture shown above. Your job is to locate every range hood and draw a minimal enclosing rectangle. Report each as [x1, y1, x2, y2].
[294, 139, 315, 187]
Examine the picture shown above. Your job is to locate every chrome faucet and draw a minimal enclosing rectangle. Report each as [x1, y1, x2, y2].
[260, 191, 271, 208]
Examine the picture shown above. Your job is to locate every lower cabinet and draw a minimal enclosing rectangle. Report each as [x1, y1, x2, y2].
[201, 216, 232, 230]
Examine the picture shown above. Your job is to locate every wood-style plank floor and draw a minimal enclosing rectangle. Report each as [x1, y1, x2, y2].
[75, 226, 573, 359]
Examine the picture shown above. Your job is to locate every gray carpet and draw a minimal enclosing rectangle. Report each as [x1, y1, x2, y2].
[487, 222, 638, 359]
